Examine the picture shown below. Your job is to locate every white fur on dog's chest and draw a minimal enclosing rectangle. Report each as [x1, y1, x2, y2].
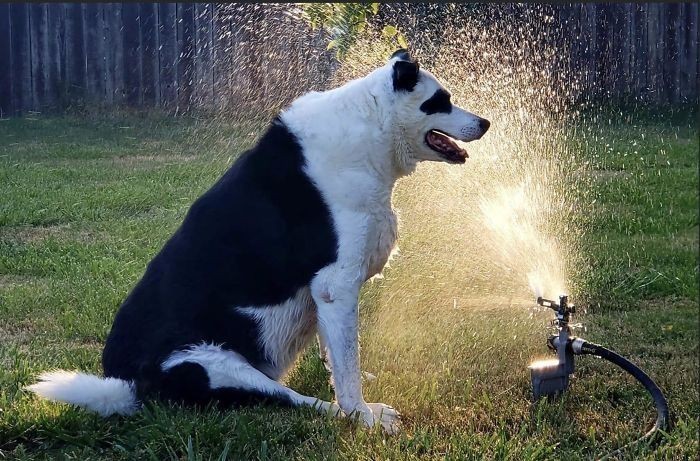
[365, 205, 398, 279]
[316, 171, 399, 282]
[280, 86, 405, 287]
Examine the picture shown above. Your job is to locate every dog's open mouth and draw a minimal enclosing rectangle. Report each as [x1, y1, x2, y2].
[425, 130, 468, 163]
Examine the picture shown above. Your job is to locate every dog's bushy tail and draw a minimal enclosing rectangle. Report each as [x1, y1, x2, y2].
[26, 370, 139, 416]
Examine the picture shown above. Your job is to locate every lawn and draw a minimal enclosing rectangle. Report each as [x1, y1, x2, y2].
[0, 112, 697, 460]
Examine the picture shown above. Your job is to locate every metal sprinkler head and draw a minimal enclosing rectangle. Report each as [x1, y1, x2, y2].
[537, 294, 576, 326]
[529, 294, 576, 399]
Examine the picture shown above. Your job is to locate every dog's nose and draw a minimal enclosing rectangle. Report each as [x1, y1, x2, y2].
[479, 118, 490, 133]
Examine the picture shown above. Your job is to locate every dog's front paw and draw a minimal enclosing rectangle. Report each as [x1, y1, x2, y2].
[354, 402, 401, 435]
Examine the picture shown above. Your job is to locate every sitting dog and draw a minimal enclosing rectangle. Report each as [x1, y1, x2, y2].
[28, 50, 489, 434]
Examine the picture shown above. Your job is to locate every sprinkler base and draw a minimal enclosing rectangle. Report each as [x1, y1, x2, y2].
[529, 359, 570, 399]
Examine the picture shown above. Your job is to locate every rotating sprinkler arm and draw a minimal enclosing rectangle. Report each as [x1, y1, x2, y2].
[530, 295, 671, 459]
[536, 294, 575, 327]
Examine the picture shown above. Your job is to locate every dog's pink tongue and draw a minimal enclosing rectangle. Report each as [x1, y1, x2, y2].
[430, 131, 468, 159]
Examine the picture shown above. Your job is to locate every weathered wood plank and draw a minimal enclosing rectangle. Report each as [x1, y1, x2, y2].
[228, 4, 252, 100]
[612, 3, 627, 98]
[121, 3, 141, 105]
[677, 3, 687, 102]
[158, 3, 177, 108]
[103, 4, 113, 105]
[595, 4, 610, 97]
[177, 3, 196, 113]
[666, 3, 682, 104]
[194, 3, 214, 108]
[84, 3, 106, 103]
[139, 3, 159, 106]
[648, 3, 661, 102]
[64, 3, 86, 103]
[686, 3, 699, 104]
[213, 4, 233, 111]
[634, 3, 648, 98]
[583, 3, 597, 93]
[47, 3, 64, 109]
[29, 3, 49, 110]
[622, 3, 633, 97]
[112, 3, 125, 104]
[561, 4, 581, 95]
[9, 4, 31, 114]
[0, 3, 12, 117]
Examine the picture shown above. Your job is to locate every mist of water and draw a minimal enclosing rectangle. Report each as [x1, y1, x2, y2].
[200, 5, 588, 304]
[335, 8, 588, 298]
[316, 6, 594, 396]
[195, 4, 594, 399]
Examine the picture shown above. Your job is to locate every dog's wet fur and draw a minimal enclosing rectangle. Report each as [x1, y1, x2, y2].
[28, 50, 490, 433]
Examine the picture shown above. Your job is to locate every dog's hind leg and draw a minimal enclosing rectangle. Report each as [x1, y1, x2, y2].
[160, 343, 342, 416]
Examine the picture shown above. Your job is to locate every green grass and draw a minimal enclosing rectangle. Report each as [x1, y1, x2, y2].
[0, 113, 697, 460]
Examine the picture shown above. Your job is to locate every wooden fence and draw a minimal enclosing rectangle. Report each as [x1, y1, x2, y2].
[0, 3, 335, 117]
[0, 3, 697, 118]
[560, 2, 698, 106]
[383, 2, 699, 107]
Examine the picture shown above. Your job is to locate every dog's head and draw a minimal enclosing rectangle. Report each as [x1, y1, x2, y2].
[387, 49, 490, 166]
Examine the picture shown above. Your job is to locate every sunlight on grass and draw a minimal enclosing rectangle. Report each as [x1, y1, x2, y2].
[0, 109, 697, 460]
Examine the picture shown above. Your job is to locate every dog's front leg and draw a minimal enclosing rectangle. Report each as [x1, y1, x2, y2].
[312, 277, 400, 434]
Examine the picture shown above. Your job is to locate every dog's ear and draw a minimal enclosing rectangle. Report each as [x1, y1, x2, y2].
[390, 48, 411, 61]
[392, 59, 420, 92]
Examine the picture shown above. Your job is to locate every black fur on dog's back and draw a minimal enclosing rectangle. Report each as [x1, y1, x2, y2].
[102, 118, 338, 401]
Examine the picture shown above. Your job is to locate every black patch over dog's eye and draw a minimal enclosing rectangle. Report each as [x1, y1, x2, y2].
[420, 89, 452, 115]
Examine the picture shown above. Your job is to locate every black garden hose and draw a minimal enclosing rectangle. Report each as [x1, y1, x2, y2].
[576, 340, 671, 459]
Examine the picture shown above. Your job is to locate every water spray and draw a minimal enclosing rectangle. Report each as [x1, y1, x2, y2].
[529, 295, 670, 458]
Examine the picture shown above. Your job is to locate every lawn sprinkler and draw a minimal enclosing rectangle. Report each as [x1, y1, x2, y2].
[528, 295, 576, 398]
[529, 294, 670, 458]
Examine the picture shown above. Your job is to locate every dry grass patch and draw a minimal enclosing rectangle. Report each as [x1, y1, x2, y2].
[0, 224, 104, 245]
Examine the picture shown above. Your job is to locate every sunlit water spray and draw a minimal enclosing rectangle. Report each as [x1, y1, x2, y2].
[190, 4, 593, 416]
[319, 5, 591, 412]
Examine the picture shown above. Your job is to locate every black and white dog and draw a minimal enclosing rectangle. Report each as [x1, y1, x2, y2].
[28, 50, 489, 434]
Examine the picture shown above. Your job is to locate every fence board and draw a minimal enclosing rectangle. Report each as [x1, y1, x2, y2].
[140, 3, 159, 106]
[622, 3, 634, 96]
[583, 4, 596, 91]
[158, 3, 177, 107]
[121, 3, 140, 105]
[194, 3, 213, 108]
[29, 3, 49, 109]
[634, 4, 648, 99]
[0, 3, 12, 117]
[112, 4, 125, 103]
[101, 4, 114, 104]
[213, 4, 231, 110]
[84, 3, 106, 102]
[666, 4, 681, 104]
[47, 3, 63, 107]
[687, 3, 699, 104]
[648, 4, 661, 102]
[176, 3, 195, 112]
[9, 4, 31, 114]
[64, 3, 85, 102]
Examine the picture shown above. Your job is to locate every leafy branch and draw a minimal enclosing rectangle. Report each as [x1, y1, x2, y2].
[300, 3, 407, 60]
